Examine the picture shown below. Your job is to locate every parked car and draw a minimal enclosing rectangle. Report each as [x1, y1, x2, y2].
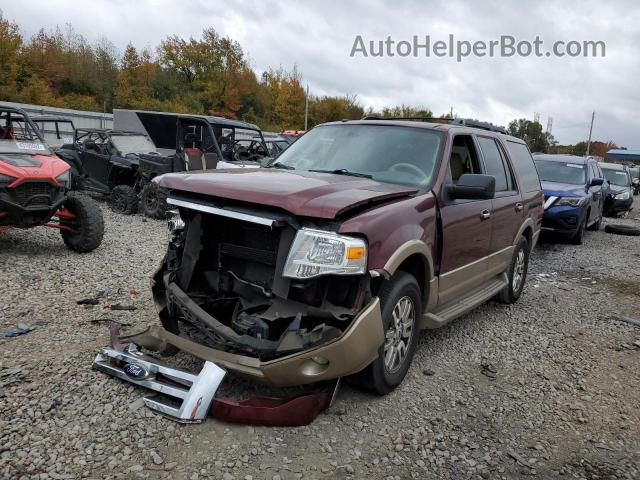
[600, 162, 634, 216]
[0, 105, 103, 252]
[56, 128, 158, 215]
[628, 166, 640, 195]
[119, 118, 543, 394]
[532, 154, 605, 244]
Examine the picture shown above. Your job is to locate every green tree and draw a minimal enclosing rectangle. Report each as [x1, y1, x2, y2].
[507, 118, 555, 153]
[274, 68, 305, 129]
[0, 11, 22, 98]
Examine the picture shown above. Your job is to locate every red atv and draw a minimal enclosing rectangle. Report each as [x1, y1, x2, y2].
[0, 106, 104, 252]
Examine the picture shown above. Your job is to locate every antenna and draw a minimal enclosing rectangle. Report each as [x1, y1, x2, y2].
[545, 117, 553, 136]
[534, 112, 540, 124]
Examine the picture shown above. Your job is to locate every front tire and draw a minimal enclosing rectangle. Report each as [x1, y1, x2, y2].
[497, 236, 530, 304]
[140, 183, 168, 219]
[348, 271, 421, 395]
[110, 185, 138, 215]
[60, 195, 104, 253]
[570, 214, 587, 245]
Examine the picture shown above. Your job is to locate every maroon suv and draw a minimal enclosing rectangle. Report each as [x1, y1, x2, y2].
[125, 119, 543, 394]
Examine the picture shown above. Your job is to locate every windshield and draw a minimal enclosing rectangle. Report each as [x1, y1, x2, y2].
[111, 135, 157, 155]
[603, 168, 630, 187]
[271, 124, 443, 188]
[0, 112, 52, 155]
[534, 160, 586, 185]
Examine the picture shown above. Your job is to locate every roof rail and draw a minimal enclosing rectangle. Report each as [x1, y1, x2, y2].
[361, 116, 507, 134]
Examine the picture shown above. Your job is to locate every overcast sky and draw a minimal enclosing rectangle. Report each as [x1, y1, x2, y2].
[3, 0, 639, 147]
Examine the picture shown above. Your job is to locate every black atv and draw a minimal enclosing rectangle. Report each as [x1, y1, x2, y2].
[56, 129, 161, 215]
[117, 112, 271, 219]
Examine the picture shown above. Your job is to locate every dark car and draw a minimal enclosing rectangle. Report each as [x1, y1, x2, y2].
[626, 166, 639, 195]
[533, 154, 605, 244]
[57, 128, 159, 214]
[109, 117, 543, 395]
[600, 162, 634, 216]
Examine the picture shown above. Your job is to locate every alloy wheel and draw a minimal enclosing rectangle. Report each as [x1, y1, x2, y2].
[512, 249, 526, 292]
[383, 296, 415, 374]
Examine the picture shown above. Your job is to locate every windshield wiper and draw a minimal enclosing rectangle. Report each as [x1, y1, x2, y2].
[266, 162, 295, 170]
[308, 168, 372, 178]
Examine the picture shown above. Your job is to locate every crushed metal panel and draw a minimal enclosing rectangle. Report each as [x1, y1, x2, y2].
[92, 344, 225, 423]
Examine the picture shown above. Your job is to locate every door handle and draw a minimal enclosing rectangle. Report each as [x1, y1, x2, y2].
[480, 209, 491, 220]
[515, 202, 524, 212]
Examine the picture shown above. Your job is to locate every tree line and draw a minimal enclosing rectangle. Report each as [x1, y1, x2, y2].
[0, 12, 620, 150]
[0, 13, 440, 131]
[507, 118, 619, 158]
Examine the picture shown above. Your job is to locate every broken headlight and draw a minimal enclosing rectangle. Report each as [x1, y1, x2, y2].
[283, 228, 367, 279]
[167, 209, 185, 233]
[614, 191, 630, 200]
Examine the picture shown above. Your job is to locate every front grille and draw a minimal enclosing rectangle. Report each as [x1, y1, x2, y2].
[12, 182, 57, 206]
[219, 242, 277, 266]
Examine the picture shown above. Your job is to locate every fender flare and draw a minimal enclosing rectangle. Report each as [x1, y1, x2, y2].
[381, 240, 436, 310]
[513, 218, 535, 247]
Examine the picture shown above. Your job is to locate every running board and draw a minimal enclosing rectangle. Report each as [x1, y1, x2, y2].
[92, 344, 225, 423]
[420, 274, 508, 329]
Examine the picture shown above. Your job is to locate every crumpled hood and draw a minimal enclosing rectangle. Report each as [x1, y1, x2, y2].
[607, 184, 629, 195]
[541, 181, 586, 197]
[156, 169, 418, 219]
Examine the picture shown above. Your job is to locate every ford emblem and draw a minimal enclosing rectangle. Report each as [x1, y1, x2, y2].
[123, 363, 148, 380]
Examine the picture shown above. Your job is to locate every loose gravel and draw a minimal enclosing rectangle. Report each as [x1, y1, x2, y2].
[1, 197, 639, 480]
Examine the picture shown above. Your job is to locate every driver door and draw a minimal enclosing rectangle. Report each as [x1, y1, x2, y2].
[78, 133, 111, 192]
[438, 134, 494, 305]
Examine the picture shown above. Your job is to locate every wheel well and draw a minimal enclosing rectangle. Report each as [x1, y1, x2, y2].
[395, 254, 428, 304]
[521, 226, 533, 248]
[109, 167, 137, 189]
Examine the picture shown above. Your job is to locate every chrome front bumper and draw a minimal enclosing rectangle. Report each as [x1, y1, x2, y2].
[92, 344, 226, 423]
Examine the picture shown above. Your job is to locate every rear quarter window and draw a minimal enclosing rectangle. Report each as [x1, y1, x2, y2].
[506, 141, 541, 192]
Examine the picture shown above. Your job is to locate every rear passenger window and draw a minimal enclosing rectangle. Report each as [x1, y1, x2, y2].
[477, 137, 509, 191]
[506, 141, 541, 192]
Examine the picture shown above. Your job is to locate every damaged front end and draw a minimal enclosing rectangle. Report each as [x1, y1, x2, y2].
[139, 193, 384, 386]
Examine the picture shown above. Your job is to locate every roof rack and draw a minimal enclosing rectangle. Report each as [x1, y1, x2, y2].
[361, 116, 507, 134]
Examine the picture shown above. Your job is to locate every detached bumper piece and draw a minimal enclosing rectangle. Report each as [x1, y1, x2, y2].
[92, 344, 225, 423]
[211, 381, 338, 426]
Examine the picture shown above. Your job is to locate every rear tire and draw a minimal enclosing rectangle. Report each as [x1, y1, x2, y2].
[60, 195, 104, 253]
[348, 271, 421, 395]
[110, 185, 138, 215]
[141, 183, 168, 219]
[497, 236, 529, 304]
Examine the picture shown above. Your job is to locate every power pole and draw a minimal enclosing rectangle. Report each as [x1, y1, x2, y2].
[304, 84, 309, 131]
[545, 117, 553, 136]
[586, 111, 595, 156]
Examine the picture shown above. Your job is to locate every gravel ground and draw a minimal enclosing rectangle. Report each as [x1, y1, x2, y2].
[1, 197, 639, 480]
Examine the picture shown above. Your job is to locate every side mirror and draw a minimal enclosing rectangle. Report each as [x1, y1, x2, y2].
[590, 178, 604, 186]
[447, 174, 496, 200]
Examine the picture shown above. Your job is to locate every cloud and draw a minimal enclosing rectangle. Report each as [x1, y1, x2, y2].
[3, 0, 639, 147]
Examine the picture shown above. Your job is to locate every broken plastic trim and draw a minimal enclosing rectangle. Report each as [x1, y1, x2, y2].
[92, 344, 225, 423]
